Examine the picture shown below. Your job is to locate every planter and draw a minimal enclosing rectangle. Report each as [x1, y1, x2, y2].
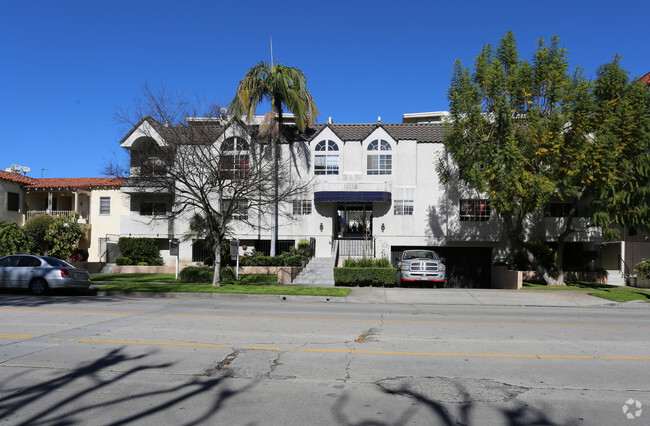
[521, 270, 608, 284]
[491, 265, 522, 290]
[238, 266, 303, 285]
[630, 276, 650, 288]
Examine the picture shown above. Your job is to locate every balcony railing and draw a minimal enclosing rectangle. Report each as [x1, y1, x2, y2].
[26, 210, 89, 223]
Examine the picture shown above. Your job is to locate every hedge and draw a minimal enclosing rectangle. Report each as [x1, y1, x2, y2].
[334, 267, 397, 287]
[117, 237, 164, 265]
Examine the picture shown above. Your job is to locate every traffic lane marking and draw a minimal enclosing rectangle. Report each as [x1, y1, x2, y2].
[0, 307, 647, 329]
[59, 338, 650, 360]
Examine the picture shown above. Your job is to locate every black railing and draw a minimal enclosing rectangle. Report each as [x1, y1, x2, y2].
[336, 237, 375, 257]
[619, 254, 631, 278]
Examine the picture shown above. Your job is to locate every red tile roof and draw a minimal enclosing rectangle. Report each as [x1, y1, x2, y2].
[639, 72, 650, 86]
[0, 170, 38, 185]
[26, 177, 124, 190]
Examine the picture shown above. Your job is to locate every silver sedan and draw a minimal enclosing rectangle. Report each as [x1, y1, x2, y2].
[0, 254, 91, 294]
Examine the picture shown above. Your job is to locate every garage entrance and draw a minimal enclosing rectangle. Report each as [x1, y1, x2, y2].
[392, 246, 492, 288]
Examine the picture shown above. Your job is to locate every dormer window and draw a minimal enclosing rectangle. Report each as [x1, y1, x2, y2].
[221, 137, 250, 179]
[367, 139, 392, 175]
[314, 140, 339, 175]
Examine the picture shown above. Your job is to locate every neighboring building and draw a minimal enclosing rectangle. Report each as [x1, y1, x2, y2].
[23, 178, 127, 262]
[0, 170, 37, 225]
[118, 112, 606, 287]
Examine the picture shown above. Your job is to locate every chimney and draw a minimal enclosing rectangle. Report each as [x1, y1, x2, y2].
[328, 117, 333, 124]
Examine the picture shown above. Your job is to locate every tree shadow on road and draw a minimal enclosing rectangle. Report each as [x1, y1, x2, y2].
[0, 347, 254, 425]
[333, 381, 576, 426]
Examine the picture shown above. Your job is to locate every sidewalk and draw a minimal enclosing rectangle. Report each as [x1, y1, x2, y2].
[94, 286, 649, 308]
[346, 287, 623, 307]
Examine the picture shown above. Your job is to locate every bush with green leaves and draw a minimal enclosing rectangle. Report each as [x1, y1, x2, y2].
[0, 221, 31, 256]
[180, 266, 214, 283]
[117, 237, 164, 265]
[334, 267, 397, 287]
[23, 214, 55, 255]
[45, 213, 85, 260]
[115, 257, 132, 265]
[636, 259, 650, 278]
[240, 246, 308, 267]
[69, 247, 89, 262]
[343, 257, 391, 268]
[220, 267, 236, 282]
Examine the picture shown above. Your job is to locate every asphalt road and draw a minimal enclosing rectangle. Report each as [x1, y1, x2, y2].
[0, 293, 648, 425]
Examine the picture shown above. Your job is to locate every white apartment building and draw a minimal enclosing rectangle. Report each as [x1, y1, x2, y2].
[118, 112, 604, 287]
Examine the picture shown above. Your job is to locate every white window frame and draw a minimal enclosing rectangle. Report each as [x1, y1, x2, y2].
[293, 200, 312, 215]
[394, 200, 413, 215]
[99, 196, 111, 215]
[223, 199, 249, 221]
[221, 137, 250, 179]
[459, 199, 490, 222]
[367, 139, 392, 175]
[314, 140, 339, 175]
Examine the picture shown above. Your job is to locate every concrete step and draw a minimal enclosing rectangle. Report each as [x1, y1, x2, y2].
[606, 270, 627, 286]
[292, 256, 336, 286]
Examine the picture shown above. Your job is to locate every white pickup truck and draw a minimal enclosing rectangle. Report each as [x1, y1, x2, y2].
[397, 249, 446, 287]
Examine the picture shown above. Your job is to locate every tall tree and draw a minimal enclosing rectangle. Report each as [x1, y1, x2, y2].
[108, 85, 312, 285]
[441, 31, 649, 285]
[230, 60, 318, 256]
[590, 59, 650, 236]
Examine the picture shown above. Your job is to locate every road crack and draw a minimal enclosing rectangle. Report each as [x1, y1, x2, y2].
[203, 350, 239, 376]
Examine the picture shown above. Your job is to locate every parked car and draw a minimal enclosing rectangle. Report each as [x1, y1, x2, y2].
[397, 249, 446, 287]
[0, 254, 91, 294]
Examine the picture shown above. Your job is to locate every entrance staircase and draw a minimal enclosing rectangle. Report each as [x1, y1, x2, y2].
[292, 256, 336, 286]
[606, 270, 627, 286]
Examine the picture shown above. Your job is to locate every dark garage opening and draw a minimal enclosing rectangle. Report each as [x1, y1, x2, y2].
[392, 246, 492, 288]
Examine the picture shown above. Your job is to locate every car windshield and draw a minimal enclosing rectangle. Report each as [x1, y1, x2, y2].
[402, 250, 439, 260]
[43, 257, 73, 268]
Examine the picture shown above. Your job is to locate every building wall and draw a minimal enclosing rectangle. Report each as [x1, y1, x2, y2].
[0, 180, 25, 225]
[88, 189, 130, 262]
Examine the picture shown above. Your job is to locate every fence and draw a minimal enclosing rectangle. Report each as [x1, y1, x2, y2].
[336, 238, 375, 257]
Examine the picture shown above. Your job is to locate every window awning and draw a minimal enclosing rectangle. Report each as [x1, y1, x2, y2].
[314, 191, 391, 203]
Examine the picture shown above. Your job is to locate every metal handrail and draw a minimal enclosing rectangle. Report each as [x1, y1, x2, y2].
[619, 254, 631, 278]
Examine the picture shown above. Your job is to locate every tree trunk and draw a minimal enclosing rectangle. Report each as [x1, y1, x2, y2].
[270, 107, 282, 257]
[504, 214, 564, 286]
[212, 237, 221, 287]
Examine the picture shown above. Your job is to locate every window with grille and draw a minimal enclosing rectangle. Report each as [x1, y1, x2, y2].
[459, 199, 490, 221]
[394, 200, 413, 215]
[314, 140, 339, 175]
[367, 139, 392, 175]
[99, 197, 110, 215]
[293, 200, 312, 215]
[221, 137, 250, 179]
[223, 199, 249, 221]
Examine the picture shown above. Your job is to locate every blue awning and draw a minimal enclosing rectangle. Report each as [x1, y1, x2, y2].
[314, 191, 391, 203]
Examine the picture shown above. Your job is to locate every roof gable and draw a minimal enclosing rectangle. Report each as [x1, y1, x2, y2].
[0, 170, 38, 185]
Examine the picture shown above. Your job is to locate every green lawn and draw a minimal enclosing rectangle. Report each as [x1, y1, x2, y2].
[91, 273, 278, 285]
[90, 273, 350, 297]
[523, 281, 650, 303]
[93, 282, 350, 297]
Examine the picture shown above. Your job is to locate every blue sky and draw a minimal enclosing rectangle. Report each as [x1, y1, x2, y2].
[1, 0, 646, 178]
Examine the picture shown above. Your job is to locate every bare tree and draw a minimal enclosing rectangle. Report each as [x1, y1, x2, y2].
[106, 85, 313, 285]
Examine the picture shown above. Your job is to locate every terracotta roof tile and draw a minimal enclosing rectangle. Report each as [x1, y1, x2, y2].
[26, 177, 124, 190]
[639, 72, 650, 86]
[0, 170, 38, 185]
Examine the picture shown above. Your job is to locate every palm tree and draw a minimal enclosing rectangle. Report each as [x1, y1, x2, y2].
[230, 61, 318, 256]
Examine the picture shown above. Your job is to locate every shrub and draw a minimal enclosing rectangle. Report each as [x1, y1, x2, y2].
[69, 248, 89, 262]
[23, 214, 55, 254]
[115, 257, 132, 265]
[334, 267, 397, 287]
[137, 262, 149, 266]
[180, 266, 214, 283]
[220, 267, 236, 282]
[118, 237, 163, 265]
[636, 259, 650, 278]
[342, 257, 392, 268]
[0, 221, 31, 256]
[297, 239, 311, 257]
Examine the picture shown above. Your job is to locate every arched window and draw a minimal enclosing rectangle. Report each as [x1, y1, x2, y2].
[221, 137, 249, 179]
[367, 139, 391, 175]
[314, 140, 339, 175]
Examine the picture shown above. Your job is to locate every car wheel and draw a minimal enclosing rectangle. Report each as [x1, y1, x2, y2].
[29, 278, 49, 295]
